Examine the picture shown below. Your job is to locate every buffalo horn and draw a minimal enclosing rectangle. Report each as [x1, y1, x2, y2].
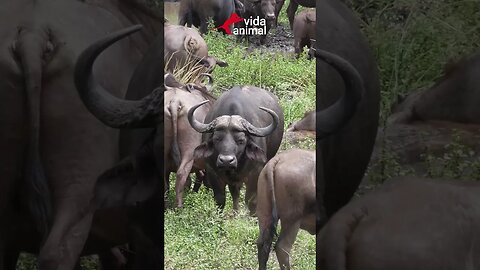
[309, 47, 363, 140]
[242, 107, 279, 137]
[200, 73, 213, 91]
[187, 100, 215, 133]
[74, 25, 162, 128]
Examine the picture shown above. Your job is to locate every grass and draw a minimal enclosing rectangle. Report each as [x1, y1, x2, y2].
[165, 187, 316, 270]
[203, 31, 316, 128]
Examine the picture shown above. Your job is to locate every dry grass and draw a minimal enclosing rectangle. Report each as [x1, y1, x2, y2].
[165, 52, 210, 85]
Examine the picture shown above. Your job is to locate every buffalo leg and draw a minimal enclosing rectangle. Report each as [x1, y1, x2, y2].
[178, 11, 188, 26]
[260, 17, 274, 43]
[175, 159, 195, 208]
[210, 174, 227, 209]
[192, 181, 201, 192]
[257, 222, 275, 270]
[245, 175, 258, 216]
[165, 171, 171, 193]
[99, 248, 126, 270]
[287, 1, 298, 29]
[228, 184, 241, 211]
[192, 171, 202, 192]
[193, 170, 207, 192]
[275, 220, 301, 270]
[38, 203, 95, 270]
[184, 175, 192, 191]
[275, 0, 286, 27]
[199, 19, 208, 34]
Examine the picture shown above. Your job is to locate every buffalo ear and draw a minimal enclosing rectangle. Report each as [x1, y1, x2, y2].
[245, 141, 267, 163]
[194, 141, 214, 159]
[165, 73, 184, 88]
[216, 58, 228, 67]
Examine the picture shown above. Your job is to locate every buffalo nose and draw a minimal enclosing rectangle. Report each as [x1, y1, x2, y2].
[266, 13, 276, 21]
[217, 155, 237, 168]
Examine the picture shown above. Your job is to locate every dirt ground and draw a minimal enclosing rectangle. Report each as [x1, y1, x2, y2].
[164, 2, 297, 55]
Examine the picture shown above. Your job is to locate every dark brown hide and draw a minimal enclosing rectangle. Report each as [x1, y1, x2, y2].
[287, 110, 315, 132]
[293, 8, 315, 58]
[318, 177, 480, 270]
[255, 47, 363, 270]
[189, 86, 284, 214]
[390, 53, 480, 125]
[256, 149, 316, 270]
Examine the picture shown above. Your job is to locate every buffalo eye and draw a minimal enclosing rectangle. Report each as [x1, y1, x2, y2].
[234, 133, 246, 145]
[236, 138, 246, 145]
[213, 135, 222, 143]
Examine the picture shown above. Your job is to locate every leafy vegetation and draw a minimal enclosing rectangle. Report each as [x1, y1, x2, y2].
[351, 0, 480, 182]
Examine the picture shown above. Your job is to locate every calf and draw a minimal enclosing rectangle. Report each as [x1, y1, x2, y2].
[293, 8, 315, 58]
[318, 177, 480, 270]
[256, 149, 316, 270]
[276, 0, 315, 29]
[257, 48, 365, 270]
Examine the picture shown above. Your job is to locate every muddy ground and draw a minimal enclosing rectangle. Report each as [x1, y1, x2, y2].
[164, 2, 297, 55]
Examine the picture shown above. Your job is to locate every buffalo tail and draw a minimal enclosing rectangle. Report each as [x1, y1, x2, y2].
[17, 31, 53, 242]
[168, 99, 182, 168]
[257, 157, 279, 270]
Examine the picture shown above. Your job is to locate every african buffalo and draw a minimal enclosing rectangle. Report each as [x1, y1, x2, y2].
[178, 0, 244, 34]
[318, 176, 480, 270]
[164, 22, 228, 74]
[188, 86, 284, 214]
[293, 9, 315, 58]
[287, 110, 315, 132]
[315, 0, 380, 217]
[257, 149, 316, 270]
[164, 74, 216, 208]
[74, 24, 166, 269]
[239, 0, 278, 44]
[390, 52, 480, 125]
[257, 48, 364, 270]
[275, 0, 315, 29]
[0, 0, 161, 268]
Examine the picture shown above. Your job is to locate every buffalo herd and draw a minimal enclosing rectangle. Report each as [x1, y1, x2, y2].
[0, 0, 478, 269]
